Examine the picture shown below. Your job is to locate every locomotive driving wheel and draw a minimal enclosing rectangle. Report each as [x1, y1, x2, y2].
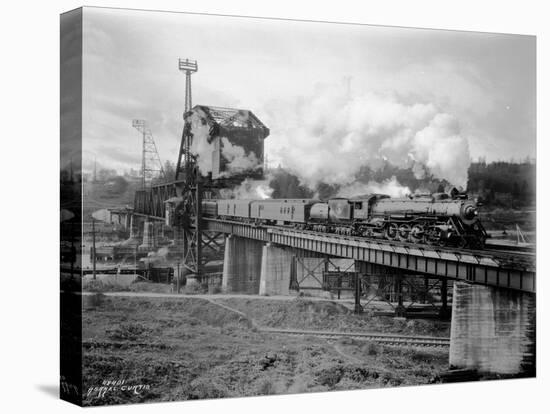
[410, 224, 425, 243]
[457, 237, 468, 249]
[426, 227, 444, 246]
[398, 224, 411, 241]
[385, 223, 399, 240]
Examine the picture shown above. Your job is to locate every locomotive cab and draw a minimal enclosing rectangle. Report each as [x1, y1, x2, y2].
[328, 198, 352, 222]
[349, 194, 390, 221]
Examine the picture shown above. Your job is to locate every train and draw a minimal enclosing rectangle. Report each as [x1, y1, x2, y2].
[200, 189, 488, 249]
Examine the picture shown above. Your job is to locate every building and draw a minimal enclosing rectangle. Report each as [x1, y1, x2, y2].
[184, 105, 270, 181]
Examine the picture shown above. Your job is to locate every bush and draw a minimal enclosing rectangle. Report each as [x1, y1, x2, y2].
[315, 366, 345, 387]
[365, 342, 380, 356]
[254, 378, 286, 395]
[106, 322, 149, 341]
[185, 378, 231, 400]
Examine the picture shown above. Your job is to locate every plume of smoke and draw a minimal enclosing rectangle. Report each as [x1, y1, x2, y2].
[147, 246, 170, 259]
[336, 176, 411, 198]
[411, 113, 470, 186]
[92, 208, 111, 222]
[267, 85, 471, 189]
[219, 178, 274, 200]
[187, 109, 215, 174]
[185, 109, 262, 177]
[221, 137, 261, 174]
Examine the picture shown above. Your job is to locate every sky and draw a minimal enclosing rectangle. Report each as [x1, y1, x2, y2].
[81, 7, 536, 186]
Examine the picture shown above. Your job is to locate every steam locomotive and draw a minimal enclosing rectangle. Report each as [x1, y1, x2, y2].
[201, 189, 488, 249]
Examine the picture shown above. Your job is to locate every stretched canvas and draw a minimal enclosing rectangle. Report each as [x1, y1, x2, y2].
[60, 6, 536, 407]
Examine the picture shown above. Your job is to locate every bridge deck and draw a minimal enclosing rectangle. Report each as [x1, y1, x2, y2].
[204, 218, 535, 293]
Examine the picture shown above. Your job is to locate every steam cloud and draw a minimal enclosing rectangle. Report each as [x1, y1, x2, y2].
[267, 85, 471, 189]
[336, 176, 411, 198]
[187, 109, 215, 174]
[186, 109, 262, 176]
[219, 178, 274, 200]
[221, 137, 260, 174]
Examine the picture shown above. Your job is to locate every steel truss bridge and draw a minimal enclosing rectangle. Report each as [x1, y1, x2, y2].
[204, 218, 535, 293]
[125, 187, 536, 294]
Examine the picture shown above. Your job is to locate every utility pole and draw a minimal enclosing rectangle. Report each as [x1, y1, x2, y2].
[354, 272, 363, 314]
[92, 218, 97, 280]
[176, 261, 180, 293]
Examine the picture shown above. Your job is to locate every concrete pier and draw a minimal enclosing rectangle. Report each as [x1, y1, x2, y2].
[450, 282, 535, 375]
[221, 235, 263, 294]
[129, 214, 137, 239]
[139, 221, 156, 251]
[259, 243, 295, 296]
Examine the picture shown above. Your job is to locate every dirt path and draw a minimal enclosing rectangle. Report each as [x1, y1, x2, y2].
[83, 290, 357, 308]
[331, 343, 364, 364]
[80, 290, 397, 312]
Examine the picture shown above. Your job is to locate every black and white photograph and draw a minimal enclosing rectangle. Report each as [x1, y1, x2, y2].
[58, 5, 539, 407]
[4, 1, 548, 413]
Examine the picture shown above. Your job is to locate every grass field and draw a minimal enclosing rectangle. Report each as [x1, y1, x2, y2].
[82, 295, 449, 406]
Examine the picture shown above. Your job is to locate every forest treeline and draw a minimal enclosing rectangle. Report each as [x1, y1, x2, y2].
[467, 161, 535, 207]
[269, 160, 536, 208]
[75, 159, 535, 209]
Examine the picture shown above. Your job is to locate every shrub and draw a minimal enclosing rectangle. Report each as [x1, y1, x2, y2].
[185, 378, 231, 400]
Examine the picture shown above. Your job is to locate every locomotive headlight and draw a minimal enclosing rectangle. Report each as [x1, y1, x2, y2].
[461, 203, 478, 224]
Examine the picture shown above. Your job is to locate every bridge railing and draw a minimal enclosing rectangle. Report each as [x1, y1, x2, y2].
[134, 182, 180, 218]
[204, 218, 535, 293]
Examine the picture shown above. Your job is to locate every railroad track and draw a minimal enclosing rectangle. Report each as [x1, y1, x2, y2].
[483, 243, 535, 254]
[205, 218, 534, 259]
[261, 327, 450, 348]
[201, 298, 450, 349]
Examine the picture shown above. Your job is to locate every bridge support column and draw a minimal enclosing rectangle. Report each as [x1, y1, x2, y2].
[129, 214, 136, 239]
[450, 282, 535, 376]
[139, 221, 155, 251]
[439, 278, 451, 319]
[394, 273, 406, 317]
[221, 235, 263, 294]
[353, 266, 363, 314]
[423, 276, 430, 304]
[259, 243, 294, 296]
[124, 213, 131, 230]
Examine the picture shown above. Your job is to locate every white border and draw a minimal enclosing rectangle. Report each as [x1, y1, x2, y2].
[1, 1, 546, 413]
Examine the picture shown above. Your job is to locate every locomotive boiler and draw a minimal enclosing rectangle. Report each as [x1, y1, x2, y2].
[308, 192, 486, 248]
[201, 189, 487, 249]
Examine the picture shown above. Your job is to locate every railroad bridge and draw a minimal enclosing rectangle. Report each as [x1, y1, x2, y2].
[107, 59, 535, 378]
[109, 204, 536, 377]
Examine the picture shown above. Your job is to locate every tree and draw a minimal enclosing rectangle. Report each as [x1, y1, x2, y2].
[163, 160, 176, 182]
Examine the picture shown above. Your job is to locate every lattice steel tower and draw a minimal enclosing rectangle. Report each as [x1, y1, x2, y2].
[176, 58, 198, 182]
[172, 58, 222, 283]
[132, 119, 166, 189]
